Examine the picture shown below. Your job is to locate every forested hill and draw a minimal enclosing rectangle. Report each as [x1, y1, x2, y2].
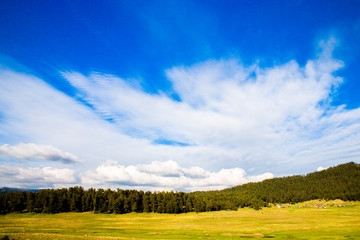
[224, 161, 360, 200]
[0, 162, 359, 214]
[193, 161, 360, 210]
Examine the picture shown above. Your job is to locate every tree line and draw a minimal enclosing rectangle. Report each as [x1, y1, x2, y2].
[0, 188, 202, 214]
[1, 162, 359, 214]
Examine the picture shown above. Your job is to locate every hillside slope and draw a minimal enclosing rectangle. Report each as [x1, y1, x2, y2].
[228, 161, 360, 200]
[192, 162, 360, 210]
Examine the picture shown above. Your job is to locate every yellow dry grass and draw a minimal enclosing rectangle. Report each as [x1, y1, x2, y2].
[1, 201, 360, 239]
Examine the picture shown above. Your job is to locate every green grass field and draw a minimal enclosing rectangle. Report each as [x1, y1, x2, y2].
[1, 200, 360, 240]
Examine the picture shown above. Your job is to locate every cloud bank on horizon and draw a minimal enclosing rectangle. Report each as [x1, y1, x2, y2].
[0, 38, 359, 190]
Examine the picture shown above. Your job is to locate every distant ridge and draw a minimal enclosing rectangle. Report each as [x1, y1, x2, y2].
[0, 187, 39, 194]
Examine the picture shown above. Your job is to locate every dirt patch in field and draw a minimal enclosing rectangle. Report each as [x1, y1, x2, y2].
[221, 233, 265, 238]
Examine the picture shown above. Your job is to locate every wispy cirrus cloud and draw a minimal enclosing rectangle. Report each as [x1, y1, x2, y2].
[0, 38, 359, 190]
[61, 38, 360, 173]
[0, 143, 80, 164]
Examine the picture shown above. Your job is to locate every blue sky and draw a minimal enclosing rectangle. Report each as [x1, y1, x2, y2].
[0, 0, 360, 191]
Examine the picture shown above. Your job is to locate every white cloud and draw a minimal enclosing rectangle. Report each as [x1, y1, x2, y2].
[0, 164, 76, 188]
[0, 143, 79, 164]
[0, 68, 174, 169]
[317, 166, 327, 172]
[81, 160, 274, 191]
[60, 38, 360, 173]
[0, 38, 360, 190]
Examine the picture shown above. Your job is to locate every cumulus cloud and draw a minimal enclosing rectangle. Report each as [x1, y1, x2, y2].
[0, 164, 76, 188]
[0, 143, 80, 164]
[81, 160, 274, 191]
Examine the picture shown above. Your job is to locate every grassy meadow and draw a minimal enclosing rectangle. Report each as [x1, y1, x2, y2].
[1, 200, 360, 240]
